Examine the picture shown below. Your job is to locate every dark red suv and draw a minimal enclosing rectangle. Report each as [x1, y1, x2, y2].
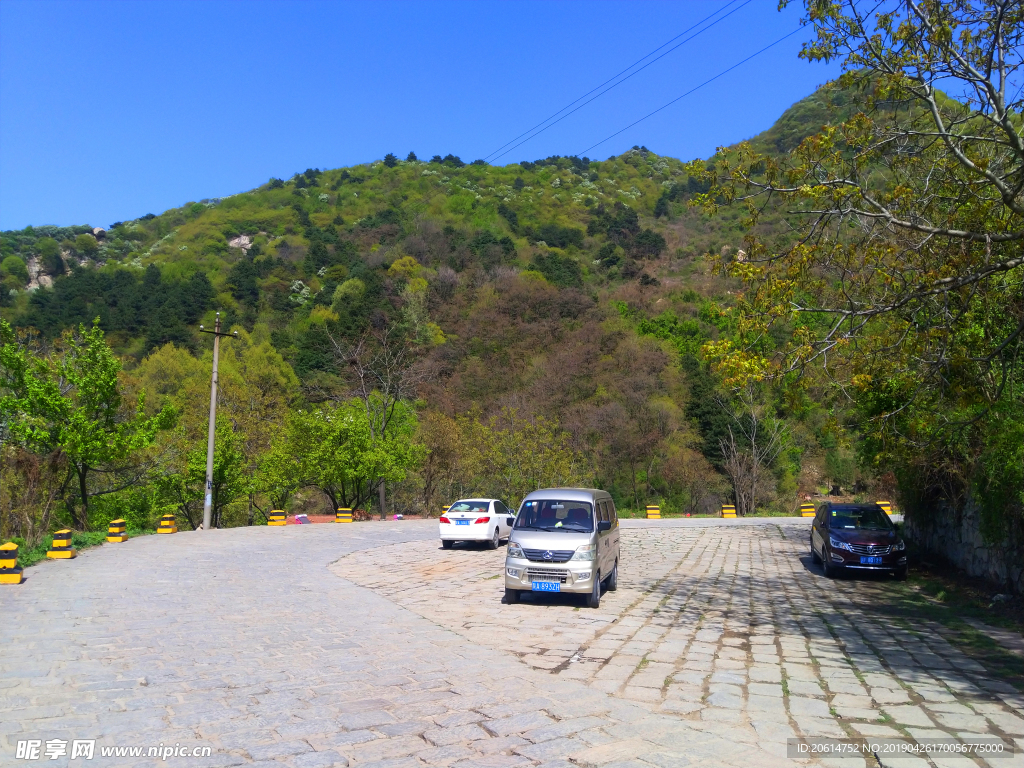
[810, 503, 907, 579]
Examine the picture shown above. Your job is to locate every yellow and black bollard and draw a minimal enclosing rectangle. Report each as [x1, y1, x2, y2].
[157, 514, 177, 534]
[47, 530, 76, 559]
[107, 519, 128, 543]
[0, 542, 23, 584]
[268, 510, 287, 526]
[336, 508, 353, 523]
[645, 505, 661, 520]
[721, 504, 737, 519]
[800, 503, 816, 518]
[877, 500, 893, 515]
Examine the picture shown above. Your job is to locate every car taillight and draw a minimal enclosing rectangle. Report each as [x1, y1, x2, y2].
[439, 516, 450, 524]
[474, 517, 490, 524]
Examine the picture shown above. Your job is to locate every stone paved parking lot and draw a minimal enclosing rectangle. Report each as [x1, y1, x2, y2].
[2, 519, 1022, 768]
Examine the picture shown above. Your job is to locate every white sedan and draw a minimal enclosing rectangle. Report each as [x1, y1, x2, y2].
[439, 498, 516, 550]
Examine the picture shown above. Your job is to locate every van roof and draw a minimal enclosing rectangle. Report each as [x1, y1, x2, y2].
[521, 488, 610, 503]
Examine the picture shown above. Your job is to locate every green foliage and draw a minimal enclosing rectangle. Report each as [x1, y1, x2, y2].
[1, 255, 28, 285]
[1, 319, 174, 529]
[531, 251, 582, 288]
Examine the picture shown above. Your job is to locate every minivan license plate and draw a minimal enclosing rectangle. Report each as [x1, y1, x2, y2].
[532, 581, 560, 592]
[455, 520, 469, 526]
[860, 556, 882, 564]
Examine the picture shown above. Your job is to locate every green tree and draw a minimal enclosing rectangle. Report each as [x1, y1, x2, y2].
[280, 398, 422, 513]
[1, 256, 29, 285]
[383, 153, 399, 168]
[157, 421, 247, 530]
[697, 0, 1023, 516]
[1, 319, 173, 529]
[74, 233, 99, 257]
[37, 238, 64, 276]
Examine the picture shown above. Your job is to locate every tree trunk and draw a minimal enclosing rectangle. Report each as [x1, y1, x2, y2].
[378, 479, 387, 521]
[76, 463, 89, 530]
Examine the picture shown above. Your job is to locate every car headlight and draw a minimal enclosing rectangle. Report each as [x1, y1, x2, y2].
[507, 542, 525, 559]
[571, 544, 597, 561]
[894, 540, 906, 551]
[829, 536, 853, 552]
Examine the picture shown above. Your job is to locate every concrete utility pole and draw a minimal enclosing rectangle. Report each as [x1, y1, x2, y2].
[198, 313, 237, 531]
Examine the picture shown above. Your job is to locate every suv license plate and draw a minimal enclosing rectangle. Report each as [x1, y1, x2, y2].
[532, 581, 560, 592]
[860, 556, 882, 564]
[455, 520, 470, 526]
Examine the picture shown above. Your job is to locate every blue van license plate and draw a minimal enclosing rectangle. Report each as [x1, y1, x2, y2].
[532, 581, 560, 592]
[860, 556, 882, 564]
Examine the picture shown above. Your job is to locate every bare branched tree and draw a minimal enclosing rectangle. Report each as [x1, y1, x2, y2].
[718, 391, 788, 516]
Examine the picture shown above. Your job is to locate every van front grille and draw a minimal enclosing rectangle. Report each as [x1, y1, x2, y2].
[526, 568, 569, 584]
[523, 548, 573, 563]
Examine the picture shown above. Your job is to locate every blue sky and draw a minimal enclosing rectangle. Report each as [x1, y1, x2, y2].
[0, 1, 839, 231]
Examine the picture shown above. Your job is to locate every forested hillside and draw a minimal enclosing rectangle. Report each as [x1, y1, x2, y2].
[0, 83, 897, 540]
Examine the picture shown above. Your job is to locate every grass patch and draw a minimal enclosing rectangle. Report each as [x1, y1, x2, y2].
[636, 655, 650, 672]
[6, 530, 154, 568]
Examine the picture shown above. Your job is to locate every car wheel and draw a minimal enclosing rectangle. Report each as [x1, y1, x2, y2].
[895, 565, 908, 581]
[811, 539, 821, 565]
[605, 561, 618, 591]
[504, 588, 519, 604]
[488, 527, 500, 550]
[822, 547, 837, 579]
[442, 540, 453, 549]
[586, 572, 601, 609]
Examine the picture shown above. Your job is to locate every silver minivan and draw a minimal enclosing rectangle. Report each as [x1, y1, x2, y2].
[503, 488, 620, 608]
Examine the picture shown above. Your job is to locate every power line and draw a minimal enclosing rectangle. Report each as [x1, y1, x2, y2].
[483, 0, 746, 161]
[485, 0, 753, 163]
[578, 26, 805, 157]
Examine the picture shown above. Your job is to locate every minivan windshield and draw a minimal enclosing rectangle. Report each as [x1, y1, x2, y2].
[515, 500, 594, 532]
[830, 506, 892, 531]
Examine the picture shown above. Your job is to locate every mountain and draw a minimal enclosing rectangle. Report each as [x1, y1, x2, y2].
[0, 84, 868, 514]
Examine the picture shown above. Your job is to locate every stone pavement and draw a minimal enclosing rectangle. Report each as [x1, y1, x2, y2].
[0, 519, 1021, 768]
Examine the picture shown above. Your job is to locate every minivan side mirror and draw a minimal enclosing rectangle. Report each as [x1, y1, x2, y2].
[597, 520, 611, 532]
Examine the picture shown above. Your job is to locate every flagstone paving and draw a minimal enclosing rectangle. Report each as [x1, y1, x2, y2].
[1, 519, 1021, 768]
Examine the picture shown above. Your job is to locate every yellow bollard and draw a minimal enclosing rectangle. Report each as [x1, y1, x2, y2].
[0, 542, 23, 584]
[646, 505, 661, 520]
[47, 530, 76, 559]
[877, 500, 893, 515]
[800, 503, 816, 518]
[336, 508, 353, 523]
[157, 514, 177, 534]
[268, 510, 287, 526]
[721, 504, 737, 518]
[107, 519, 128, 543]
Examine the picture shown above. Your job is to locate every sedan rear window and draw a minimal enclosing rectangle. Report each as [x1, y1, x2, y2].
[449, 501, 489, 514]
[516, 500, 593, 532]
[830, 506, 892, 531]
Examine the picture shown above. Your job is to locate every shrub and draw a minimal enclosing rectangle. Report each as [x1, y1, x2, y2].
[1, 255, 29, 284]
[74, 233, 100, 256]
[532, 251, 582, 288]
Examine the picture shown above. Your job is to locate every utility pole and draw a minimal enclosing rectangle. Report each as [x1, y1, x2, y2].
[198, 313, 237, 531]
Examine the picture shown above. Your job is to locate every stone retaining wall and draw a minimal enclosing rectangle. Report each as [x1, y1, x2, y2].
[905, 497, 1024, 594]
